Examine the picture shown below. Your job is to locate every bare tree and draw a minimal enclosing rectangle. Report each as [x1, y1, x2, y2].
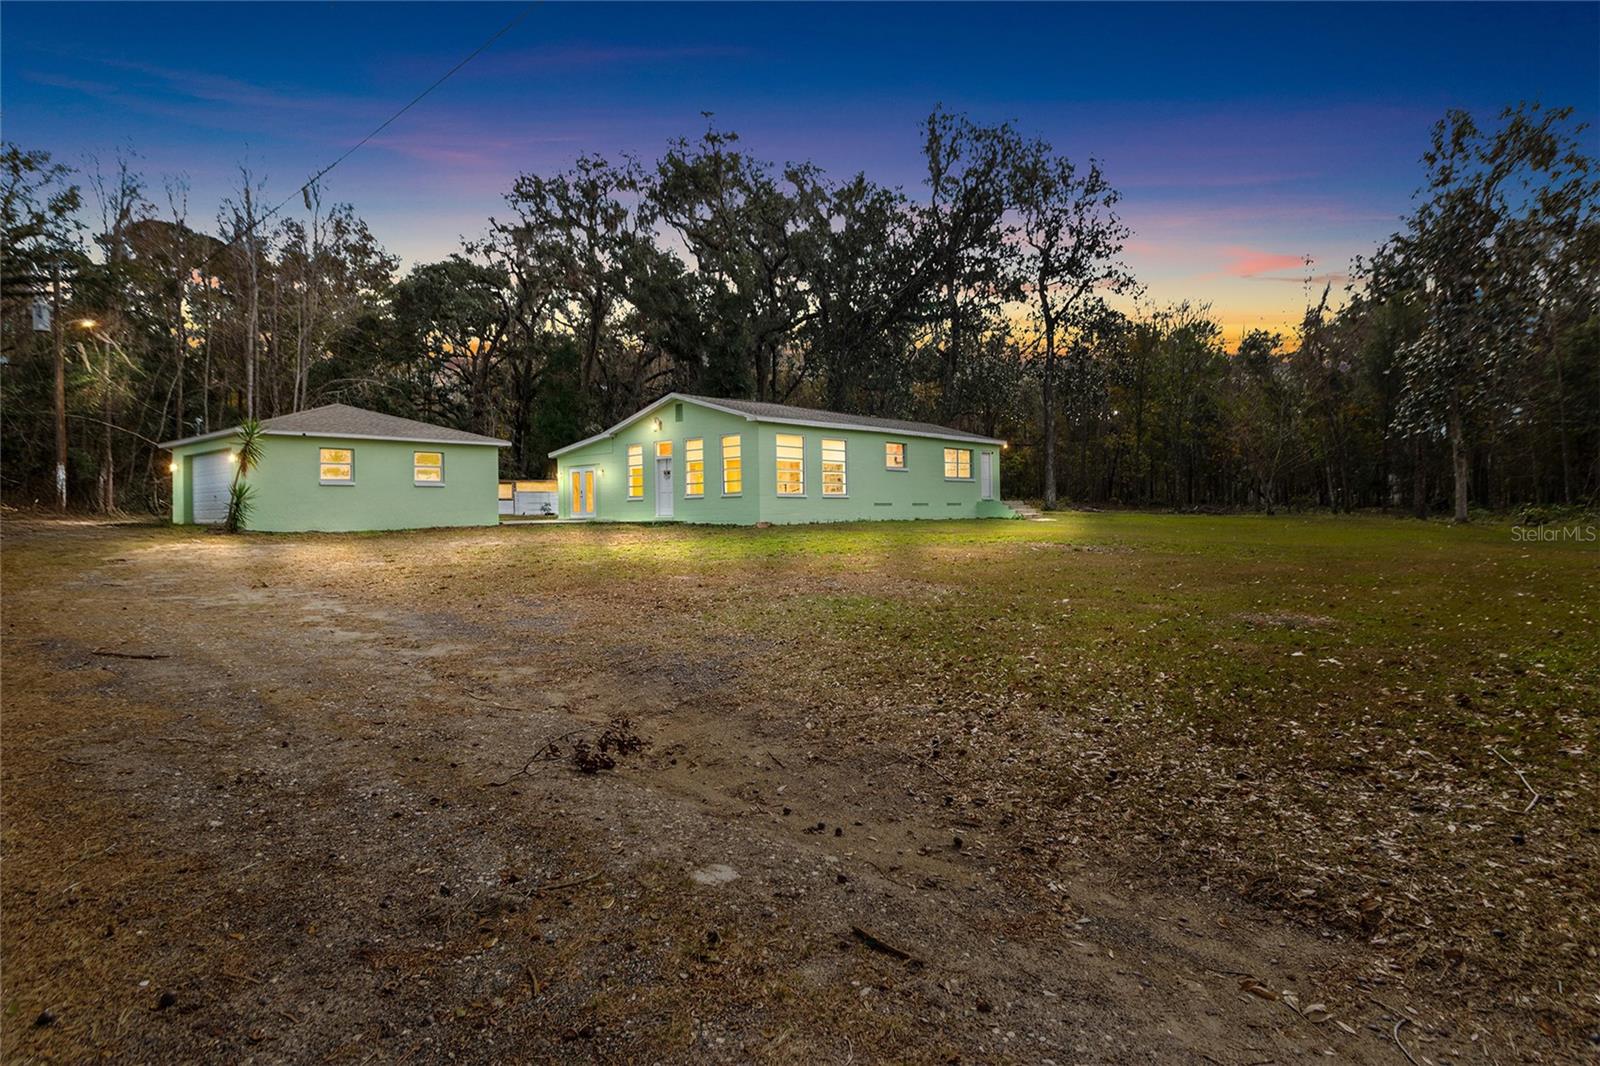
[222, 162, 267, 419]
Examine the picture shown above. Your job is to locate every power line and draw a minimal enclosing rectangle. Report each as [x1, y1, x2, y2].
[201, 2, 535, 274]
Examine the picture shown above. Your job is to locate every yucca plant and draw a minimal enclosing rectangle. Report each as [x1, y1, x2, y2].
[222, 418, 265, 533]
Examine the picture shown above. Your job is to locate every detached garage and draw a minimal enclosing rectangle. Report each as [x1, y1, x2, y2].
[161, 404, 509, 532]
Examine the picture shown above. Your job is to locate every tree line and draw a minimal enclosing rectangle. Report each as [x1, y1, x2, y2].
[3, 103, 1595, 519]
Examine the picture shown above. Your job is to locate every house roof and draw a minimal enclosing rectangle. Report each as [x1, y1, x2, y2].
[549, 392, 1003, 458]
[160, 403, 511, 450]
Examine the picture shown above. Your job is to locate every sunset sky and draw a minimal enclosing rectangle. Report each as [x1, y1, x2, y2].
[5, 1, 1597, 345]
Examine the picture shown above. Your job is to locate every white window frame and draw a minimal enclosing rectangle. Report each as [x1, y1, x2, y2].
[626, 444, 644, 500]
[885, 441, 907, 471]
[413, 450, 445, 486]
[821, 438, 847, 497]
[775, 433, 805, 497]
[684, 438, 705, 498]
[721, 434, 743, 496]
[319, 447, 354, 485]
[943, 447, 973, 481]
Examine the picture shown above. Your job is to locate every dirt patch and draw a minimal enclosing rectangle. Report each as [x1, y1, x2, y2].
[3, 517, 1591, 1063]
[1236, 610, 1337, 630]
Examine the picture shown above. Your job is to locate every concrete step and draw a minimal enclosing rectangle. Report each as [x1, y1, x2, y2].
[1002, 500, 1045, 520]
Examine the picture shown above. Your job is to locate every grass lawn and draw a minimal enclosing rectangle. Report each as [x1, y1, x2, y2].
[553, 513, 1599, 1006]
[3, 510, 1595, 1061]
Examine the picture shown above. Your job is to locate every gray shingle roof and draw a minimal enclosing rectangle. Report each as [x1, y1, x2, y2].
[682, 395, 1002, 443]
[161, 403, 509, 449]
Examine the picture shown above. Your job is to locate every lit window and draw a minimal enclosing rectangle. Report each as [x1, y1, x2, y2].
[414, 451, 443, 484]
[943, 447, 973, 480]
[320, 447, 353, 484]
[627, 444, 643, 499]
[885, 442, 906, 470]
[722, 435, 742, 495]
[684, 438, 704, 497]
[655, 440, 672, 459]
[498, 482, 514, 500]
[821, 438, 847, 496]
[775, 434, 804, 496]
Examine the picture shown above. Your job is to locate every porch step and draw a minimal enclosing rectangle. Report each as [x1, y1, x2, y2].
[1003, 500, 1046, 520]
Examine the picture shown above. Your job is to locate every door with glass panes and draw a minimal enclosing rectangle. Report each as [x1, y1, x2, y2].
[568, 468, 596, 518]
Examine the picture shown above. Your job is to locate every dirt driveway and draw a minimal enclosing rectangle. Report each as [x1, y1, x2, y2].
[1, 517, 1580, 1063]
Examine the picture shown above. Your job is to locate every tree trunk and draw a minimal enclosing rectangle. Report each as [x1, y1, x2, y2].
[268, 271, 281, 416]
[173, 277, 187, 440]
[1448, 390, 1469, 523]
[52, 260, 68, 509]
[201, 285, 213, 432]
[1411, 434, 1428, 519]
[1553, 337, 1572, 504]
[1041, 309, 1057, 509]
[100, 359, 115, 513]
[246, 254, 258, 419]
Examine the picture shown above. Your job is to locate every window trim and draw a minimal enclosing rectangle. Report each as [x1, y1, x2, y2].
[721, 434, 743, 497]
[319, 446, 355, 486]
[683, 437, 705, 498]
[413, 449, 445, 487]
[775, 432, 805, 497]
[943, 446, 974, 481]
[626, 443, 644, 500]
[821, 437, 848, 498]
[885, 441, 908, 472]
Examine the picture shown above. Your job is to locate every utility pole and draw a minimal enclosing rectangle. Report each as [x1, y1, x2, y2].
[52, 259, 67, 509]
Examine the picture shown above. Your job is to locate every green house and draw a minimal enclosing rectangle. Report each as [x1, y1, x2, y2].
[550, 394, 1011, 524]
[161, 404, 508, 532]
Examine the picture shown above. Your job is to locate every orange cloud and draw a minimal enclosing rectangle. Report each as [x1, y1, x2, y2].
[1221, 247, 1307, 277]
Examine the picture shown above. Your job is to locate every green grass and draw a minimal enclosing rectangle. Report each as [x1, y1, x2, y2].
[484, 511, 1597, 1029]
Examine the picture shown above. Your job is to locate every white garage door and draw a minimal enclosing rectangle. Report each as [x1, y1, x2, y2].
[190, 450, 232, 524]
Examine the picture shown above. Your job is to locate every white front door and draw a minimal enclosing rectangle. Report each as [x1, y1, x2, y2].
[655, 457, 674, 518]
[979, 451, 994, 501]
[191, 450, 232, 524]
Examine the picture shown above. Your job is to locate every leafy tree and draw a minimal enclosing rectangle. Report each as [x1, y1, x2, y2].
[1009, 140, 1136, 506]
[392, 255, 513, 435]
[1374, 104, 1597, 521]
[918, 108, 1020, 414]
[1, 144, 85, 507]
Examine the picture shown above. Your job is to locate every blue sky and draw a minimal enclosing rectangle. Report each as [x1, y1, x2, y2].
[4, 1, 1596, 341]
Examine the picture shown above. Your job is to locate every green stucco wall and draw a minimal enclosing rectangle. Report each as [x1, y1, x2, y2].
[553, 399, 1010, 524]
[169, 433, 501, 532]
[554, 401, 760, 524]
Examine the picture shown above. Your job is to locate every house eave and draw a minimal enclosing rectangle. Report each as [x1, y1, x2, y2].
[163, 427, 510, 450]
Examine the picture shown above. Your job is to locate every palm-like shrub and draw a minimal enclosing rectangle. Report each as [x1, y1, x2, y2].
[222, 419, 264, 533]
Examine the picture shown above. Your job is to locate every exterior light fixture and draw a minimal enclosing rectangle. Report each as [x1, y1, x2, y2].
[651, 417, 662, 431]
[227, 452, 237, 464]
[76, 318, 98, 329]
[168, 461, 176, 473]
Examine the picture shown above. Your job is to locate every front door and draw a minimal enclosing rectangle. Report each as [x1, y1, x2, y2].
[569, 468, 596, 518]
[655, 457, 674, 518]
[979, 451, 994, 501]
